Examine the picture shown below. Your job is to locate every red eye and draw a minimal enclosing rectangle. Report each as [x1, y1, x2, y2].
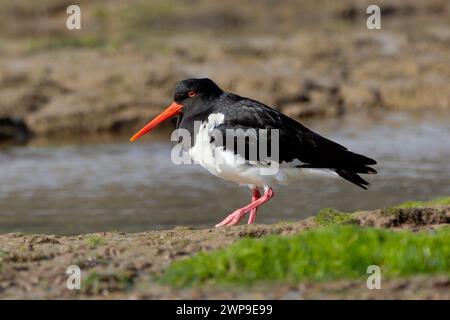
[188, 90, 197, 97]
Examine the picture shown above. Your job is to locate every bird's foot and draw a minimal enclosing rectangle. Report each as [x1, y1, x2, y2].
[215, 208, 247, 227]
[215, 187, 273, 228]
[247, 187, 261, 224]
[247, 209, 257, 224]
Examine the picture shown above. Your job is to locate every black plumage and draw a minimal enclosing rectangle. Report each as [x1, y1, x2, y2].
[176, 78, 377, 189]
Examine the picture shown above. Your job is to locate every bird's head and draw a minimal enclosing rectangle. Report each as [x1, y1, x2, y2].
[130, 78, 222, 141]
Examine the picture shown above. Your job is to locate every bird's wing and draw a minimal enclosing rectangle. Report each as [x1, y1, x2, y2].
[211, 96, 377, 188]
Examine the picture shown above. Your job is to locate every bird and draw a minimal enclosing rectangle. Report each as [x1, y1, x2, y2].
[130, 78, 377, 227]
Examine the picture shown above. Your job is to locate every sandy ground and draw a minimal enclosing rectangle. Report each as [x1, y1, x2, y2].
[0, 205, 448, 299]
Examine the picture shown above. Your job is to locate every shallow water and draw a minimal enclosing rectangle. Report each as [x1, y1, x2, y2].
[0, 111, 449, 235]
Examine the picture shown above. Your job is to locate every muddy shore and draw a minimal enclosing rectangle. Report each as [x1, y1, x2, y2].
[0, 204, 449, 299]
[0, 0, 449, 143]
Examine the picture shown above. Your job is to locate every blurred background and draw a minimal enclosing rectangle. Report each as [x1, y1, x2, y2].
[0, 0, 449, 234]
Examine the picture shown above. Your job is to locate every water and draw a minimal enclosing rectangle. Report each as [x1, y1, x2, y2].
[0, 111, 449, 235]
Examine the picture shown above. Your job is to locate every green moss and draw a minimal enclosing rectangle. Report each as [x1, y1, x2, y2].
[383, 207, 402, 216]
[160, 226, 450, 287]
[85, 235, 105, 247]
[315, 208, 356, 226]
[395, 197, 450, 209]
[383, 196, 450, 215]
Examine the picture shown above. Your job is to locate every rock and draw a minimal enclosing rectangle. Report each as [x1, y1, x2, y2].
[0, 117, 32, 144]
[279, 79, 344, 118]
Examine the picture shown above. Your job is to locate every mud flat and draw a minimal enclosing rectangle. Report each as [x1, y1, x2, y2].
[0, 198, 449, 299]
[0, 0, 449, 143]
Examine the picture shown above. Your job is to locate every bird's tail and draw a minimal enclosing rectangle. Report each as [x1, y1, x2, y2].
[335, 167, 376, 190]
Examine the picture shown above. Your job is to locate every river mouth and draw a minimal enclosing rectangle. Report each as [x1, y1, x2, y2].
[0, 110, 449, 235]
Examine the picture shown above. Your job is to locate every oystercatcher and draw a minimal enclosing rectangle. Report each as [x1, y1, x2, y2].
[130, 78, 377, 227]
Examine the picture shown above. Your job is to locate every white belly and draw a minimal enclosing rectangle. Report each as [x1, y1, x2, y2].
[187, 113, 338, 187]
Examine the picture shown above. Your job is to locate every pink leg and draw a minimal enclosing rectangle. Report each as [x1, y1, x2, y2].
[215, 187, 274, 227]
[248, 188, 261, 224]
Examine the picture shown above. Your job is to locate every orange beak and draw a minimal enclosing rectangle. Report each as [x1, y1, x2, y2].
[129, 102, 183, 142]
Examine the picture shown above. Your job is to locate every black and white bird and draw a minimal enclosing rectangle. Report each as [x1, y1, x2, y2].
[130, 78, 377, 227]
